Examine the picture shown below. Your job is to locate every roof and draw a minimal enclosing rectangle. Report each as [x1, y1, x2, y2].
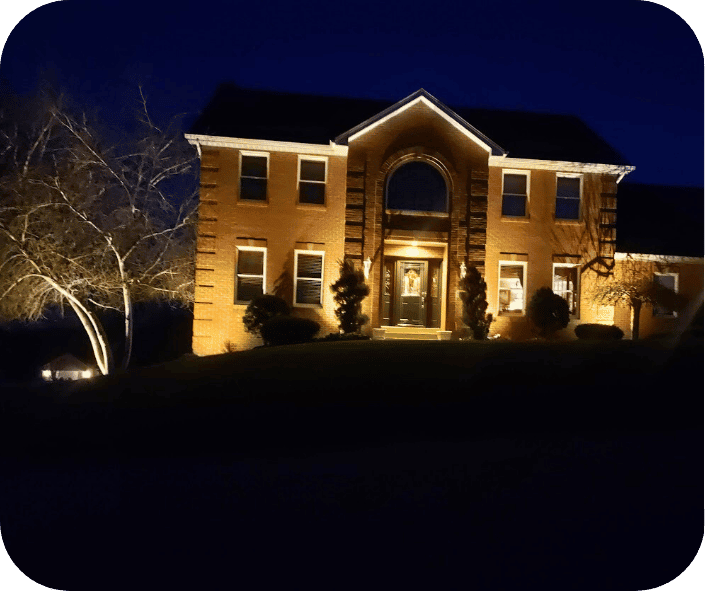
[188, 83, 630, 165]
[41, 353, 90, 372]
[333, 89, 506, 156]
[616, 183, 704, 257]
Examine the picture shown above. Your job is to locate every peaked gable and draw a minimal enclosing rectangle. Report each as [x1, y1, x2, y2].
[333, 89, 507, 156]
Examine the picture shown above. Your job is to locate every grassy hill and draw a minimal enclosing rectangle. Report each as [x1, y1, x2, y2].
[1, 337, 702, 589]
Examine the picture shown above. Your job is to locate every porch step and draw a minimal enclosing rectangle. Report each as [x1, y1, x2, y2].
[372, 326, 452, 341]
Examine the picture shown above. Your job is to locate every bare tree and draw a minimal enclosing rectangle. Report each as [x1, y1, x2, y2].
[0, 86, 198, 374]
[590, 254, 683, 340]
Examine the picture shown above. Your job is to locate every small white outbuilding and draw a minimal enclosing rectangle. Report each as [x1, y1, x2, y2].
[40, 354, 95, 381]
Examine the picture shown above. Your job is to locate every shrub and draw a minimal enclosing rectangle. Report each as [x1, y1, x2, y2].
[222, 340, 238, 353]
[260, 315, 320, 346]
[317, 332, 371, 342]
[330, 259, 370, 334]
[527, 287, 570, 338]
[459, 264, 493, 339]
[243, 295, 290, 338]
[575, 323, 624, 340]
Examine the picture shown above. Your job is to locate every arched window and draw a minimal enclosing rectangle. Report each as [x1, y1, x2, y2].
[386, 161, 448, 213]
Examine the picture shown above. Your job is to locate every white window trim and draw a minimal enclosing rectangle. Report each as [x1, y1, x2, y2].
[294, 249, 325, 308]
[297, 155, 327, 206]
[239, 151, 269, 202]
[552, 262, 580, 317]
[501, 170, 530, 218]
[235, 246, 267, 304]
[555, 173, 583, 221]
[653, 272, 679, 317]
[498, 260, 528, 315]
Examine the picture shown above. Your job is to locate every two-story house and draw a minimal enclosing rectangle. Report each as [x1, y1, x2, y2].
[185, 85, 702, 354]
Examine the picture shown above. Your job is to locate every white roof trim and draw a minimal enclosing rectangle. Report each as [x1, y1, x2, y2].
[615, 252, 703, 264]
[185, 134, 348, 156]
[347, 95, 494, 154]
[489, 155, 635, 176]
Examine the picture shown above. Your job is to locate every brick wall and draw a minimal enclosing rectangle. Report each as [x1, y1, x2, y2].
[192, 146, 346, 355]
[485, 168, 620, 339]
[189, 101, 690, 349]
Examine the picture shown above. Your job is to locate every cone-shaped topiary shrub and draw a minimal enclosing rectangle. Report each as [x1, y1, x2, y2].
[459, 264, 493, 339]
[330, 259, 370, 334]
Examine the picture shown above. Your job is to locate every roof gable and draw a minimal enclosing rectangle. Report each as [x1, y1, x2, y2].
[188, 83, 630, 166]
[334, 89, 506, 156]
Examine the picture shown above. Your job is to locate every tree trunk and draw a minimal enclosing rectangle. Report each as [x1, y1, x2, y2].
[66, 300, 108, 375]
[42, 276, 113, 374]
[121, 282, 133, 370]
[631, 299, 642, 340]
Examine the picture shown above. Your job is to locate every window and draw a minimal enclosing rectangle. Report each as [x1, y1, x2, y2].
[235, 247, 266, 302]
[240, 153, 267, 201]
[294, 250, 324, 306]
[299, 158, 326, 205]
[555, 176, 581, 220]
[386, 161, 448, 212]
[502, 172, 528, 217]
[498, 262, 527, 313]
[553, 264, 579, 315]
[653, 273, 678, 317]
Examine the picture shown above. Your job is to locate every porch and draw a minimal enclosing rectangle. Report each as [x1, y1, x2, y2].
[372, 326, 452, 341]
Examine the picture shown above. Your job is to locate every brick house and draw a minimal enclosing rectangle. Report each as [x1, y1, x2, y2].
[185, 85, 702, 354]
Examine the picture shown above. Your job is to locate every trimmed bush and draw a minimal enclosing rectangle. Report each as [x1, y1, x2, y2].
[330, 259, 370, 334]
[459, 264, 493, 339]
[243, 295, 290, 338]
[317, 333, 371, 342]
[527, 287, 570, 338]
[260, 315, 320, 346]
[574, 323, 624, 340]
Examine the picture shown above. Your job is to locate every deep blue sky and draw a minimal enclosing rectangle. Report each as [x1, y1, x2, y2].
[1, 0, 703, 187]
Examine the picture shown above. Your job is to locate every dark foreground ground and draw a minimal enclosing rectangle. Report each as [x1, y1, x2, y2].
[1, 337, 702, 590]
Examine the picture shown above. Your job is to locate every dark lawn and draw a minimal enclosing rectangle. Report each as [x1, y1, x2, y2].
[1, 338, 702, 589]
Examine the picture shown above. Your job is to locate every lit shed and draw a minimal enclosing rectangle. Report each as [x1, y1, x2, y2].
[40, 354, 95, 381]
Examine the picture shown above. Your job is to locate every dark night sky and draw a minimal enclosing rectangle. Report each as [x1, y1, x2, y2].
[0, 0, 703, 189]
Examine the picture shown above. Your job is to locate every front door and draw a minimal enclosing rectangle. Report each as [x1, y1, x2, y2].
[395, 260, 428, 326]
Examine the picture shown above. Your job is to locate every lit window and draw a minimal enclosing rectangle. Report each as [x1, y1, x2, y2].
[553, 264, 579, 315]
[499, 262, 526, 313]
[502, 172, 528, 217]
[294, 250, 324, 306]
[299, 159, 326, 205]
[235, 248, 266, 302]
[653, 273, 678, 317]
[240, 154, 267, 201]
[555, 176, 581, 220]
